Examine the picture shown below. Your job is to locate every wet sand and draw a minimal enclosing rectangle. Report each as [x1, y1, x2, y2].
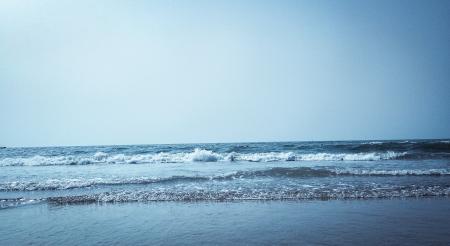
[1, 197, 449, 245]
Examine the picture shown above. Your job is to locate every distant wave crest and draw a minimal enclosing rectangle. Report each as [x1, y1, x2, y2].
[0, 149, 409, 166]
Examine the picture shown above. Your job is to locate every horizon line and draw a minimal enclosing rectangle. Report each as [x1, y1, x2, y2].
[2, 137, 449, 149]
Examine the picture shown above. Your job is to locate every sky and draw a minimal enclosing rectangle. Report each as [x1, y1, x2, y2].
[0, 0, 449, 147]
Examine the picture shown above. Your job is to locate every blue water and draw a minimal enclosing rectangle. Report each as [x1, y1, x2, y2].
[1, 140, 449, 208]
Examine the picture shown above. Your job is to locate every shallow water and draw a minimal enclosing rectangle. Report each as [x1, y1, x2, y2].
[1, 198, 449, 245]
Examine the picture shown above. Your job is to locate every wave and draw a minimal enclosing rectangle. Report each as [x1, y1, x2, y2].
[46, 185, 450, 203]
[241, 167, 450, 177]
[3, 184, 449, 209]
[0, 149, 409, 166]
[0, 198, 41, 209]
[327, 140, 450, 154]
[2, 167, 449, 191]
[0, 176, 211, 191]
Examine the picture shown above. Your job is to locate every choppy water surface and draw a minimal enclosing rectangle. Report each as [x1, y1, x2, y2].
[1, 140, 449, 208]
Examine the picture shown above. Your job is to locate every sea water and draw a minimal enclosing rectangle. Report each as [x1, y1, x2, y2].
[1, 140, 450, 245]
[1, 140, 449, 206]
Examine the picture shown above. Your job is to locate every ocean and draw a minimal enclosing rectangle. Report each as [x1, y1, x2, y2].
[1, 140, 450, 244]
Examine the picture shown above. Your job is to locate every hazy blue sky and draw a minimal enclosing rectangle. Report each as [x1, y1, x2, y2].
[1, 0, 449, 147]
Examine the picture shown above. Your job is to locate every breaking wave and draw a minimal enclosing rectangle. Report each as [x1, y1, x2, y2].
[3, 184, 449, 209]
[47, 185, 450, 203]
[0, 149, 408, 166]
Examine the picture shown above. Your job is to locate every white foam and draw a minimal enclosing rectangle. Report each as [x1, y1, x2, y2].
[298, 151, 406, 161]
[0, 150, 408, 166]
[234, 152, 297, 162]
[0, 155, 92, 166]
[93, 151, 108, 161]
[336, 168, 450, 176]
[188, 148, 221, 162]
[47, 185, 450, 203]
[0, 177, 164, 191]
